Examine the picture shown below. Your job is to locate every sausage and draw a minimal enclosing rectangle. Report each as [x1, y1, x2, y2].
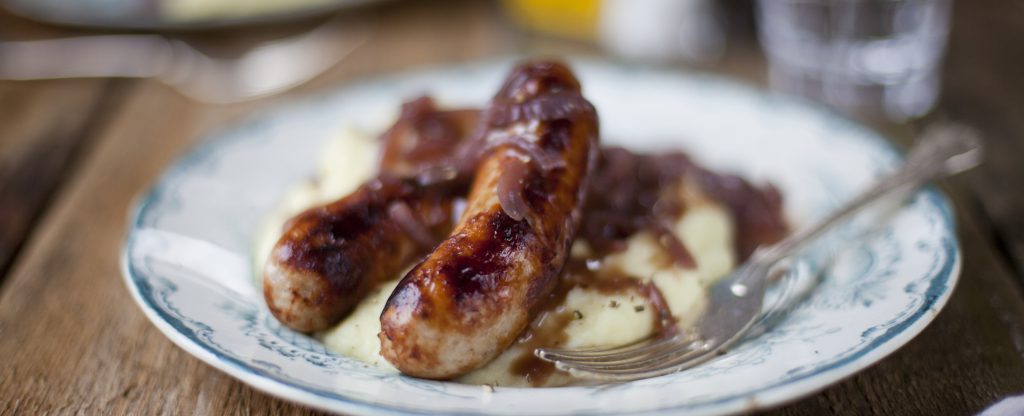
[262, 179, 458, 333]
[263, 99, 477, 333]
[378, 61, 600, 379]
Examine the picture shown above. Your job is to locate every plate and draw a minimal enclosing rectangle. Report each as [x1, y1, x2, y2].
[121, 59, 959, 415]
[1, 0, 387, 30]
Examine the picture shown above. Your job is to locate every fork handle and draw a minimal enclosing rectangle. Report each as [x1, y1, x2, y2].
[755, 124, 983, 265]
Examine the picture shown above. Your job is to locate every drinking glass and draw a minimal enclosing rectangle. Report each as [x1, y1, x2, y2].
[756, 0, 952, 121]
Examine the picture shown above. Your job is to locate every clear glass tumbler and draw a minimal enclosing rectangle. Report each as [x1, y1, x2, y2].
[756, 0, 952, 121]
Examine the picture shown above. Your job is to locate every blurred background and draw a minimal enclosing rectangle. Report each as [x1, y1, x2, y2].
[1, 0, 1023, 414]
[0, 0, 973, 117]
[1, 0, 1020, 280]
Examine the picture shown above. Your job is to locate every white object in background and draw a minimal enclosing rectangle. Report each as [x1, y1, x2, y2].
[599, 0, 725, 63]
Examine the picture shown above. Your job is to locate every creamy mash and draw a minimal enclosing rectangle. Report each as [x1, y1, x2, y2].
[255, 125, 737, 387]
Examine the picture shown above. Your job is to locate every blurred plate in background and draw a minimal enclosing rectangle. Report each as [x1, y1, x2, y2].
[1, 0, 388, 30]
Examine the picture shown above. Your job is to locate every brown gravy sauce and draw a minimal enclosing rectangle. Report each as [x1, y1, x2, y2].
[372, 97, 787, 386]
[377, 96, 480, 186]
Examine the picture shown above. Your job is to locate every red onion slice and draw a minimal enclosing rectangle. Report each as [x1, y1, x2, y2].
[652, 220, 697, 269]
[512, 137, 566, 172]
[485, 92, 592, 126]
[496, 155, 532, 222]
[387, 201, 436, 248]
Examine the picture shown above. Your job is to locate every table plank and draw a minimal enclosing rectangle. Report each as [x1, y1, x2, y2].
[937, 0, 1024, 278]
[0, 80, 116, 280]
[0, 81, 223, 414]
[0, 7, 131, 283]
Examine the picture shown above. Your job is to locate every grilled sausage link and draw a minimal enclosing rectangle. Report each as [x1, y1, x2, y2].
[379, 61, 599, 379]
[263, 100, 476, 333]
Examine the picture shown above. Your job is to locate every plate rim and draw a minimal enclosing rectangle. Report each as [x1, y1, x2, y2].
[0, 0, 390, 30]
[120, 58, 962, 416]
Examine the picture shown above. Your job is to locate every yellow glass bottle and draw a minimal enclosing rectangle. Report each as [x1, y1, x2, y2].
[501, 0, 601, 42]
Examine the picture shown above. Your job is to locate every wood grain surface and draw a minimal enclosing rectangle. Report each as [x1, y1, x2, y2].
[1, 0, 1022, 415]
[0, 80, 115, 279]
[937, 1, 1024, 279]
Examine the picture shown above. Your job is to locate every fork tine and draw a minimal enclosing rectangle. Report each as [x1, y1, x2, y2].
[553, 338, 711, 371]
[537, 336, 698, 365]
[533, 256, 780, 382]
[536, 334, 689, 362]
[560, 347, 721, 381]
[538, 334, 660, 356]
[537, 338, 673, 363]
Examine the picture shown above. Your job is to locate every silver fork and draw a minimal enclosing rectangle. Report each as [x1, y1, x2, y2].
[0, 16, 369, 103]
[536, 123, 984, 381]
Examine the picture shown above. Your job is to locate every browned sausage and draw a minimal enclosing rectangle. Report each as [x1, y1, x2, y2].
[379, 61, 599, 379]
[263, 99, 477, 333]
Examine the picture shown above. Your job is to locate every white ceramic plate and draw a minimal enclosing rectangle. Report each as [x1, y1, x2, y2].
[2, 0, 389, 30]
[121, 59, 959, 415]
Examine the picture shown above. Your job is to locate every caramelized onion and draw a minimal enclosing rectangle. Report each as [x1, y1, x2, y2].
[387, 201, 436, 248]
[511, 136, 566, 172]
[378, 96, 480, 186]
[495, 154, 533, 222]
[652, 221, 697, 268]
[485, 93, 593, 127]
[694, 170, 787, 259]
[415, 165, 459, 186]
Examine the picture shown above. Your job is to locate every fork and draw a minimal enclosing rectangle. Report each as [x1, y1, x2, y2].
[536, 123, 984, 381]
[0, 16, 369, 103]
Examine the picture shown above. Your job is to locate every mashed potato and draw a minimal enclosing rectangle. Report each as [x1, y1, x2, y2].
[255, 125, 737, 387]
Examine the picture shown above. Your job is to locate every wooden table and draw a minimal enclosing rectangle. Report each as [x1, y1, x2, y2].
[2, 0, 1022, 414]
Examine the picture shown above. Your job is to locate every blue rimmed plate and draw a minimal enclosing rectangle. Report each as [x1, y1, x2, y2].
[1, 0, 389, 30]
[121, 58, 959, 415]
